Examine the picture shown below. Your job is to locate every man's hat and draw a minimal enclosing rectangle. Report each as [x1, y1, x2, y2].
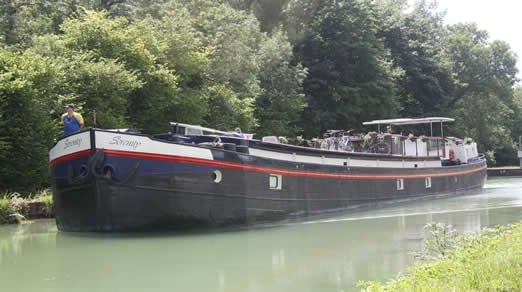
[65, 104, 74, 109]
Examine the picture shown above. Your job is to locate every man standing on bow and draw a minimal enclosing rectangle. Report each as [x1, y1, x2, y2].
[61, 104, 84, 136]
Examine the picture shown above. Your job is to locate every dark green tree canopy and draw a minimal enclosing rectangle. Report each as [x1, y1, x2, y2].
[0, 0, 521, 193]
[378, 0, 454, 117]
[295, 0, 400, 135]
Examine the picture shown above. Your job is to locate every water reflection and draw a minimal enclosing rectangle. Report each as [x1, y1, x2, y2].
[0, 177, 521, 292]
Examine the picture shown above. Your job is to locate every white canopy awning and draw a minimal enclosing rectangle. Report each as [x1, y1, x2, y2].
[362, 117, 454, 126]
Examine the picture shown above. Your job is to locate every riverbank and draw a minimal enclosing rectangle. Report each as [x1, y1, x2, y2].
[487, 166, 522, 177]
[0, 190, 53, 224]
[359, 221, 522, 291]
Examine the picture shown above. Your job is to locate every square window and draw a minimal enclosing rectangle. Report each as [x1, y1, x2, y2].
[425, 177, 432, 188]
[269, 174, 282, 190]
[397, 178, 404, 190]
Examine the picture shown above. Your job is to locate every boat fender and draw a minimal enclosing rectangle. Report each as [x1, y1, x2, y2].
[88, 150, 105, 177]
[449, 149, 455, 161]
[66, 164, 75, 184]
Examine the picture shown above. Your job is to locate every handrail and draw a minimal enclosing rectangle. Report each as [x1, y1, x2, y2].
[170, 122, 228, 135]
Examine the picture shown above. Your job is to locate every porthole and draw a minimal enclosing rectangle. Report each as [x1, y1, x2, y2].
[102, 165, 115, 179]
[213, 170, 222, 183]
[79, 165, 88, 177]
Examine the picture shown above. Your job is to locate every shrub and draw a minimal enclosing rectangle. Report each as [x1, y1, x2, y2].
[359, 222, 522, 291]
[32, 189, 53, 217]
[0, 194, 23, 224]
[494, 142, 518, 166]
[484, 150, 496, 166]
[414, 222, 463, 261]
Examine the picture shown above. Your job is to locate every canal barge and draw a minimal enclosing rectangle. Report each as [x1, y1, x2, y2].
[49, 117, 487, 231]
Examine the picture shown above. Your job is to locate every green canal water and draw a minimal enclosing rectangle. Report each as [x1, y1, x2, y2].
[1, 177, 522, 292]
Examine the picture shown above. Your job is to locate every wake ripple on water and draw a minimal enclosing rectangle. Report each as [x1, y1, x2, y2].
[281, 177, 522, 227]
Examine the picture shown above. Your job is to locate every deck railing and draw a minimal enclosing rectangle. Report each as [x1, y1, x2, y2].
[316, 134, 446, 158]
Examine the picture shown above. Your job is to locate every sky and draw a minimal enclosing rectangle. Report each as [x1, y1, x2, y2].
[434, 0, 522, 76]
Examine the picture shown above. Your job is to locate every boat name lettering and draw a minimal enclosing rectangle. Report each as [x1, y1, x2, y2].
[110, 136, 142, 149]
[63, 137, 82, 149]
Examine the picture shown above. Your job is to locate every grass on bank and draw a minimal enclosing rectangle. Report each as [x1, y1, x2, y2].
[0, 190, 53, 224]
[359, 222, 522, 291]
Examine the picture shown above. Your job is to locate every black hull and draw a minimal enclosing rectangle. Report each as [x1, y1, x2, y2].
[52, 159, 486, 232]
[50, 129, 487, 232]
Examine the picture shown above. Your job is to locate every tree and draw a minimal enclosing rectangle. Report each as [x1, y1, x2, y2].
[164, 0, 303, 133]
[0, 0, 84, 47]
[284, 0, 322, 43]
[444, 23, 518, 160]
[254, 29, 307, 137]
[377, 0, 454, 117]
[96, 0, 172, 19]
[225, 0, 290, 33]
[181, 0, 264, 101]
[295, 0, 401, 136]
[508, 86, 522, 165]
[0, 49, 59, 192]
[32, 10, 209, 132]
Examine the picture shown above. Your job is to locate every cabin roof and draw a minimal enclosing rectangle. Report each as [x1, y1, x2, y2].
[362, 117, 455, 126]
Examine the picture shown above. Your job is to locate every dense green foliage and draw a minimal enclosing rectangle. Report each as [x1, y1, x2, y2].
[0, 195, 19, 224]
[0, 0, 521, 192]
[359, 222, 522, 291]
[446, 24, 519, 158]
[295, 0, 401, 134]
[0, 190, 53, 224]
[378, 0, 452, 118]
[0, 49, 59, 192]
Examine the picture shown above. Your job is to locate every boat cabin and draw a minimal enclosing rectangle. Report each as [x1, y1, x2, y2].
[359, 117, 478, 163]
[168, 117, 479, 165]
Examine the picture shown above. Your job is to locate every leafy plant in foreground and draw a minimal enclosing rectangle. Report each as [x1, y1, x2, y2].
[0, 194, 23, 224]
[414, 222, 463, 261]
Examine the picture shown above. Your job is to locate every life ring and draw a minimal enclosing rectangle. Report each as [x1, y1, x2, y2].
[449, 149, 455, 161]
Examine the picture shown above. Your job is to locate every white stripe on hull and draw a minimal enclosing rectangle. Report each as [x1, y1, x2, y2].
[49, 131, 91, 161]
[248, 148, 442, 168]
[94, 131, 214, 161]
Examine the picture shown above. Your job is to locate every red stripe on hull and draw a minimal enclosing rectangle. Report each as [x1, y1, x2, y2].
[49, 149, 91, 167]
[99, 149, 486, 180]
